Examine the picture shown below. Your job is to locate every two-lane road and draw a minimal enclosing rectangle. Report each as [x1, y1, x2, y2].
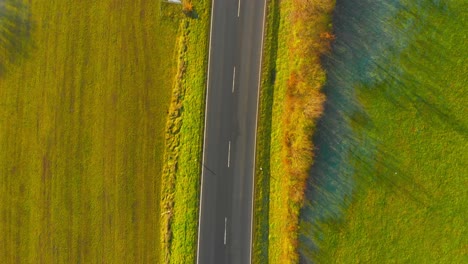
[196, 0, 267, 263]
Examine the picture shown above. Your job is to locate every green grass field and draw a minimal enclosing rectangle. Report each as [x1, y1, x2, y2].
[305, 0, 467, 262]
[0, 1, 181, 262]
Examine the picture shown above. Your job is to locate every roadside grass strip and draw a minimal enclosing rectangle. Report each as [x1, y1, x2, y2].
[160, 1, 211, 263]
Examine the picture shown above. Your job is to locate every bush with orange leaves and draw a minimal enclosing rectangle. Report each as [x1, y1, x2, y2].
[182, 0, 194, 16]
[274, 0, 335, 262]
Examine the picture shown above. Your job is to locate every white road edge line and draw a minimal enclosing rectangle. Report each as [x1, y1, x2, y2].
[237, 0, 241, 17]
[197, 0, 215, 262]
[224, 217, 228, 245]
[228, 141, 231, 167]
[232, 67, 236, 93]
[249, 0, 268, 263]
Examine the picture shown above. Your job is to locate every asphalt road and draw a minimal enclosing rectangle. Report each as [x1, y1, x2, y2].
[196, 0, 267, 263]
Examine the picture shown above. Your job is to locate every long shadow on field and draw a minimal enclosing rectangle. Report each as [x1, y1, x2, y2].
[298, 0, 462, 262]
[0, 0, 33, 76]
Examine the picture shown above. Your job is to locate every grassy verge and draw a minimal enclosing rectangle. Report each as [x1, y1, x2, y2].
[252, 0, 280, 262]
[254, 0, 335, 263]
[311, 0, 467, 262]
[1, 1, 179, 262]
[159, 1, 211, 263]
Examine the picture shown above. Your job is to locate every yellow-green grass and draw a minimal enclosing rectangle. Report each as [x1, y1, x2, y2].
[0, 0, 31, 75]
[254, 0, 335, 263]
[160, 1, 211, 263]
[0, 1, 180, 262]
[311, 0, 467, 262]
[252, 0, 280, 262]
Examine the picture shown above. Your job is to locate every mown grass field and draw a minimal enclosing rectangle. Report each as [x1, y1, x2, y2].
[307, 0, 467, 262]
[1, 1, 181, 262]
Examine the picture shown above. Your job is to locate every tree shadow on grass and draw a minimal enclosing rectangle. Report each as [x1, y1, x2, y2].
[0, 0, 33, 76]
[298, 0, 463, 262]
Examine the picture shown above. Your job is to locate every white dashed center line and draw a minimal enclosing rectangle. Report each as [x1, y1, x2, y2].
[227, 141, 231, 167]
[232, 67, 236, 93]
[224, 217, 228, 245]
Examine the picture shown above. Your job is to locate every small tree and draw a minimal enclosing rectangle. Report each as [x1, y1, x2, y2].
[182, 1, 194, 16]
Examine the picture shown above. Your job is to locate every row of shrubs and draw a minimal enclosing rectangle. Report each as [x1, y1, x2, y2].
[275, 0, 335, 262]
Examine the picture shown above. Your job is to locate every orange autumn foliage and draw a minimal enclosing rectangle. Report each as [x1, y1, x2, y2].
[275, 0, 335, 262]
